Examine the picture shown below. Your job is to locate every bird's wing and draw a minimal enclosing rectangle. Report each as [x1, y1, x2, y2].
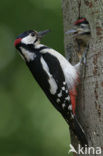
[39, 53, 74, 117]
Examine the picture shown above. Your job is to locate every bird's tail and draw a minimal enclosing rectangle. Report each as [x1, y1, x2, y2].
[69, 116, 88, 147]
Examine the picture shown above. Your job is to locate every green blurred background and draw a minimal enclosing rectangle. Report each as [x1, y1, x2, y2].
[0, 0, 71, 155]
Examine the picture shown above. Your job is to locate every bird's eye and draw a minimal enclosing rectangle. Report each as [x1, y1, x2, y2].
[31, 32, 35, 37]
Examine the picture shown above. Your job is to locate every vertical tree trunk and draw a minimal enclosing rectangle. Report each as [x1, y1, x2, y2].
[62, 0, 103, 155]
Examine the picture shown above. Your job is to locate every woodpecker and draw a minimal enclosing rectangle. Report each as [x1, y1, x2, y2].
[66, 18, 91, 60]
[14, 29, 88, 146]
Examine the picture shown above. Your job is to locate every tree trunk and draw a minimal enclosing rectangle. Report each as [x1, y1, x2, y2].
[62, 0, 103, 155]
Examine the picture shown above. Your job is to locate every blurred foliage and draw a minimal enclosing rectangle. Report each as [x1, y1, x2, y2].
[0, 0, 72, 155]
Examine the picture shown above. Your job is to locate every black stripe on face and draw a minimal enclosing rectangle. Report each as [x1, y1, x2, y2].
[80, 32, 90, 35]
[34, 38, 38, 43]
[38, 46, 49, 51]
[76, 21, 89, 26]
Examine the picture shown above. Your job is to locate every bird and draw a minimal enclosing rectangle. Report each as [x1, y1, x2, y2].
[14, 28, 88, 147]
[66, 17, 91, 61]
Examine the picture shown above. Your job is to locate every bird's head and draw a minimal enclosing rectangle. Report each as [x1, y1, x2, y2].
[66, 18, 90, 39]
[14, 29, 50, 61]
[14, 29, 50, 49]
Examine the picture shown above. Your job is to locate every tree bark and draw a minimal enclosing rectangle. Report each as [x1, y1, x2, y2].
[62, 0, 103, 155]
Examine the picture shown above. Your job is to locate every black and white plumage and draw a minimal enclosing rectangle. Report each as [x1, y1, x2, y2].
[14, 29, 88, 146]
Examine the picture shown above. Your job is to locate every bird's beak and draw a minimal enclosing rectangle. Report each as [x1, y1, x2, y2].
[65, 29, 77, 35]
[38, 29, 50, 38]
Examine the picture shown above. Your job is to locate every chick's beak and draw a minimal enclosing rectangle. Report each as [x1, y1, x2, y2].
[65, 28, 84, 37]
[65, 29, 77, 35]
[38, 29, 50, 38]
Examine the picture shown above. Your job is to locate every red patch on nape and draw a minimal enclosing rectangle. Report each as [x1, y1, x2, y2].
[14, 38, 21, 47]
[69, 87, 77, 114]
[74, 18, 86, 25]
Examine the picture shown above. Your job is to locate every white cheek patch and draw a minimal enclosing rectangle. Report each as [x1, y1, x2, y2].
[21, 35, 36, 45]
[40, 57, 58, 95]
[20, 47, 36, 62]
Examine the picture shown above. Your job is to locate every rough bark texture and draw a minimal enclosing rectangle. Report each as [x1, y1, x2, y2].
[62, 0, 103, 155]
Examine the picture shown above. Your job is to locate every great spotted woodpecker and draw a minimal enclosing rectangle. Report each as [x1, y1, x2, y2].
[66, 18, 91, 61]
[14, 28, 88, 146]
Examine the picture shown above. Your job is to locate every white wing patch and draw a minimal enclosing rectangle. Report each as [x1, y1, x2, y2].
[57, 91, 62, 97]
[40, 48, 78, 89]
[20, 47, 36, 62]
[62, 103, 66, 109]
[40, 57, 58, 95]
[56, 98, 60, 103]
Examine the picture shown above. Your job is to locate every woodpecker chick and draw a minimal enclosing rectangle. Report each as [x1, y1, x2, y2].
[14, 29, 88, 146]
[66, 18, 91, 60]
